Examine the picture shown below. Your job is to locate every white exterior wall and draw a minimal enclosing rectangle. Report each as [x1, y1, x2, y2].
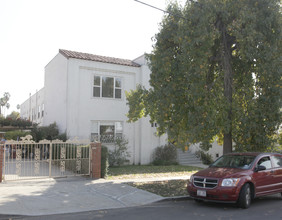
[44, 53, 68, 132]
[133, 55, 167, 164]
[20, 52, 168, 165]
[189, 141, 223, 161]
[20, 88, 44, 125]
[64, 57, 167, 164]
[65, 58, 138, 139]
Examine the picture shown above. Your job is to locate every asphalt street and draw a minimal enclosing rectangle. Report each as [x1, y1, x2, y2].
[2, 194, 281, 220]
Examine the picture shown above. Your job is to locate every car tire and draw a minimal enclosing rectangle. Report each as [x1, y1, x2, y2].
[237, 183, 252, 209]
[194, 199, 203, 203]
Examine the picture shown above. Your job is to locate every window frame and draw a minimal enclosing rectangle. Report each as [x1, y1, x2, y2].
[93, 75, 122, 99]
[38, 106, 41, 119]
[90, 121, 123, 143]
[256, 156, 272, 170]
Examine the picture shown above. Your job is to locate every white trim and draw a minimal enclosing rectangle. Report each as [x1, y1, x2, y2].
[80, 66, 136, 75]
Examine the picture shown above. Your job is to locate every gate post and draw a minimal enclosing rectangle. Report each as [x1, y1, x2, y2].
[0, 142, 4, 183]
[90, 142, 101, 179]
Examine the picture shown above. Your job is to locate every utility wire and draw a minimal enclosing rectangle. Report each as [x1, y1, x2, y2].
[134, 0, 187, 20]
[134, 0, 168, 14]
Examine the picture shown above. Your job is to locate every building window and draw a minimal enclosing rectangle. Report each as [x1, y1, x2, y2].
[93, 76, 122, 99]
[93, 76, 101, 97]
[91, 121, 123, 143]
[151, 123, 158, 127]
[41, 104, 44, 117]
[38, 106, 41, 119]
[32, 108, 35, 121]
[115, 78, 122, 99]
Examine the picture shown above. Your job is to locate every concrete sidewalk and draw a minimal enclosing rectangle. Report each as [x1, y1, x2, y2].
[0, 176, 191, 216]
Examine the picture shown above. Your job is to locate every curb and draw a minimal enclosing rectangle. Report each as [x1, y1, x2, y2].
[158, 195, 193, 202]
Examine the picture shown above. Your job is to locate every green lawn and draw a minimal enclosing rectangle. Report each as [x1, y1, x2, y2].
[107, 165, 202, 180]
[127, 180, 190, 197]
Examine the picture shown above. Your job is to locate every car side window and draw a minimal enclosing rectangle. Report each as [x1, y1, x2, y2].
[272, 156, 282, 168]
[257, 157, 272, 169]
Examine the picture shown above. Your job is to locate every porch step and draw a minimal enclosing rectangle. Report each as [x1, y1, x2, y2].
[177, 149, 208, 169]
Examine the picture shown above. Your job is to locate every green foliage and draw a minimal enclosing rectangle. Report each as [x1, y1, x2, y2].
[101, 145, 109, 178]
[0, 92, 10, 116]
[268, 132, 282, 153]
[126, 0, 282, 153]
[6, 111, 20, 120]
[199, 141, 213, 152]
[108, 138, 131, 167]
[195, 150, 214, 165]
[4, 130, 30, 140]
[152, 144, 178, 166]
[31, 122, 67, 142]
[126, 85, 149, 122]
[0, 117, 32, 128]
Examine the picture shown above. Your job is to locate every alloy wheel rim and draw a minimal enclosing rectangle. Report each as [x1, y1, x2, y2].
[246, 187, 251, 205]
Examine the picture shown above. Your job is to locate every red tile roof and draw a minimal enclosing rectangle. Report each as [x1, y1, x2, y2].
[59, 49, 140, 67]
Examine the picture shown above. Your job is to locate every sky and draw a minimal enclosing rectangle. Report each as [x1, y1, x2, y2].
[0, 0, 184, 116]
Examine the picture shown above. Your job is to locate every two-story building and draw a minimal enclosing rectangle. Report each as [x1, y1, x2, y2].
[20, 49, 167, 165]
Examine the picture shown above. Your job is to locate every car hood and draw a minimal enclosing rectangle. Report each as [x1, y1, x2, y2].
[194, 167, 246, 179]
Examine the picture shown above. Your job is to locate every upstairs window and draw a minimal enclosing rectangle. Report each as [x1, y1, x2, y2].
[93, 76, 122, 99]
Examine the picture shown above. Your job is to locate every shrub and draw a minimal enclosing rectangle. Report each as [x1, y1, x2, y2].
[195, 150, 214, 165]
[4, 130, 30, 140]
[56, 132, 67, 142]
[0, 117, 32, 128]
[31, 122, 67, 142]
[108, 138, 130, 167]
[152, 144, 178, 166]
[101, 145, 109, 178]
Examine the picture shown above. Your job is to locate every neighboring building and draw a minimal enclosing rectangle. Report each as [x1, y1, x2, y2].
[20, 49, 167, 165]
[20, 88, 44, 126]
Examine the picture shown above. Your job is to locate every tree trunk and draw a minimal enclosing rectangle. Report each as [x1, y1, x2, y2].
[223, 132, 232, 154]
[221, 23, 233, 154]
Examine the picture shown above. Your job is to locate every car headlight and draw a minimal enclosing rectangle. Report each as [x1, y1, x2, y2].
[221, 178, 240, 187]
[189, 175, 194, 183]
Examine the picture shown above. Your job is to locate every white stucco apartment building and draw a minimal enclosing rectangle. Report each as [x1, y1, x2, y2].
[20, 49, 167, 165]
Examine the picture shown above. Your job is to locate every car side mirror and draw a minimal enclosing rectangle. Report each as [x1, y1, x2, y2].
[255, 165, 266, 172]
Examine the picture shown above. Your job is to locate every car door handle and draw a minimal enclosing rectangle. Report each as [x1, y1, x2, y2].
[270, 170, 274, 173]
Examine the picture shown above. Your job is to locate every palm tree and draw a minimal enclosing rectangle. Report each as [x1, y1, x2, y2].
[0, 98, 4, 116]
[0, 92, 11, 117]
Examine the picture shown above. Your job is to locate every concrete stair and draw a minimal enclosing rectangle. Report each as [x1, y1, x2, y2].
[177, 149, 208, 169]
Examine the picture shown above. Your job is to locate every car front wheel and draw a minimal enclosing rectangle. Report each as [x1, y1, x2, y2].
[238, 183, 252, 209]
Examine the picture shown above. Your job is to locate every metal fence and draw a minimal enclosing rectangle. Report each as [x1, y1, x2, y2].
[91, 134, 123, 144]
[2, 135, 91, 181]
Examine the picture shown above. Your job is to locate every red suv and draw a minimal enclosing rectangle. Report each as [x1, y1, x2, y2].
[187, 152, 282, 208]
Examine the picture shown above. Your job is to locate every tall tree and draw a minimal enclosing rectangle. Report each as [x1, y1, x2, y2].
[0, 92, 11, 116]
[127, 0, 282, 153]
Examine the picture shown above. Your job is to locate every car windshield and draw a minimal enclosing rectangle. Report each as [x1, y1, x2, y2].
[210, 155, 256, 169]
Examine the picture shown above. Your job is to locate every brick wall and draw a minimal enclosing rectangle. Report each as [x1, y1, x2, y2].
[90, 142, 101, 179]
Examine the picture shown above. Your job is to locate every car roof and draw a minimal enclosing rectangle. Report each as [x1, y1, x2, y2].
[225, 152, 282, 157]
